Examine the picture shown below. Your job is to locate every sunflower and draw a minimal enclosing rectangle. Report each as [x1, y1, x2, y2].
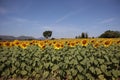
[90, 39, 96, 44]
[10, 42, 15, 47]
[103, 39, 112, 47]
[81, 39, 88, 46]
[30, 40, 37, 45]
[3, 41, 11, 47]
[54, 42, 63, 49]
[38, 41, 46, 49]
[69, 41, 76, 47]
[75, 40, 80, 45]
[20, 42, 28, 49]
[93, 42, 100, 48]
[13, 40, 20, 46]
[116, 40, 120, 44]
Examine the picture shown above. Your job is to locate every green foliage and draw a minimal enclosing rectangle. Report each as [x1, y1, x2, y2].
[0, 44, 120, 79]
[99, 30, 120, 38]
[43, 30, 52, 39]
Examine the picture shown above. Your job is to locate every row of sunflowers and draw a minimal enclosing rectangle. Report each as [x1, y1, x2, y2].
[0, 38, 120, 49]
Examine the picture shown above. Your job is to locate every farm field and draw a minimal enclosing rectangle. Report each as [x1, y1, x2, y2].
[0, 38, 120, 80]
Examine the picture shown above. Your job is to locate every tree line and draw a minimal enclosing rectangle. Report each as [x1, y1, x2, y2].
[43, 30, 120, 39]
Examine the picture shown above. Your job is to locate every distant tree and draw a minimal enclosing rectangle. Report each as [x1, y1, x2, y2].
[43, 30, 52, 39]
[99, 30, 120, 38]
[75, 32, 88, 38]
[81, 32, 88, 38]
[85, 33, 88, 38]
[81, 32, 85, 38]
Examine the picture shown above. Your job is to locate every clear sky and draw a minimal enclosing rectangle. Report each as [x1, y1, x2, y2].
[0, 0, 120, 38]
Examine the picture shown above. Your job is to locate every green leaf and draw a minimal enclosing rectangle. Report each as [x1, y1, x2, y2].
[52, 65, 59, 71]
[21, 62, 26, 68]
[71, 69, 77, 76]
[95, 68, 102, 75]
[90, 56, 94, 62]
[21, 70, 27, 75]
[0, 64, 5, 71]
[104, 55, 110, 61]
[77, 65, 84, 72]
[89, 67, 95, 74]
[32, 71, 36, 76]
[98, 75, 105, 80]
[112, 69, 120, 78]
[77, 74, 84, 80]
[77, 55, 83, 61]
[94, 60, 98, 65]
[44, 63, 50, 69]
[100, 65, 107, 72]
[35, 74, 40, 79]
[25, 66, 32, 72]
[34, 57, 40, 62]
[105, 71, 112, 76]
[80, 59, 86, 65]
[64, 57, 69, 63]
[1, 57, 7, 62]
[86, 73, 94, 80]
[111, 58, 119, 64]
[67, 75, 72, 79]
[98, 59, 104, 64]
[11, 66, 16, 73]
[43, 71, 49, 78]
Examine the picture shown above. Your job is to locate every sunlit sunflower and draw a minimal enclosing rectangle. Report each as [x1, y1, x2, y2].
[69, 41, 76, 47]
[44, 40, 48, 44]
[93, 42, 100, 48]
[10, 42, 15, 47]
[3, 41, 11, 47]
[20, 42, 28, 49]
[54, 42, 62, 49]
[103, 39, 112, 47]
[30, 40, 37, 45]
[90, 39, 96, 44]
[81, 39, 88, 46]
[13, 40, 20, 46]
[38, 41, 46, 49]
[116, 40, 120, 44]
[75, 40, 80, 45]
[52, 41, 56, 45]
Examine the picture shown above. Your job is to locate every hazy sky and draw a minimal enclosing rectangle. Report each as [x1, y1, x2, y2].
[0, 0, 120, 38]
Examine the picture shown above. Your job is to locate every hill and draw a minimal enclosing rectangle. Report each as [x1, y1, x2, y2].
[0, 35, 35, 40]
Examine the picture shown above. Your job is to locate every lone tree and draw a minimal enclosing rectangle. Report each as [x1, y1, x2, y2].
[99, 30, 120, 38]
[43, 30, 52, 39]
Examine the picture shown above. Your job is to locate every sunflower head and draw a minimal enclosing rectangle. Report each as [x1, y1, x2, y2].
[69, 42, 76, 47]
[3, 41, 11, 47]
[13, 40, 20, 46]
[93, 42, 100, 48]
[91, 39, 96, 44]
[116, 40, 120, 44]
[104, 39, 112, 47]
[54, 42, 63, 49]
[81, 39, 88, 46]
[38, 41, 46, 49]
[20, 42, 28, 49]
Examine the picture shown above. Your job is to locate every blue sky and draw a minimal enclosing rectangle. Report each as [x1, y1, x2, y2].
[0, 0, 120, 38]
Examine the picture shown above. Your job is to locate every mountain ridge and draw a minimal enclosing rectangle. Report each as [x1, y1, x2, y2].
[0, 35, 36, 40]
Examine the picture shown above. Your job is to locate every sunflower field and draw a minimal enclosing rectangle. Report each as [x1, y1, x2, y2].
[0, 38, 120, 80]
